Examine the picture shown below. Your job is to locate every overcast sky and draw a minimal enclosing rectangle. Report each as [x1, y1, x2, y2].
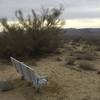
[0, 0, 100, 28]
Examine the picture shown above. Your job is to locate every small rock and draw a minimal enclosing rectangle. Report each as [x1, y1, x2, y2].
[0, 80, 14, 91]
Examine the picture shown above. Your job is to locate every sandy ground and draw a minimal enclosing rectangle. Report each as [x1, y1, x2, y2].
[0, 46, 100, 100]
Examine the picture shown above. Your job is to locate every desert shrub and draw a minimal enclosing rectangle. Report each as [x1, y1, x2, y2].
[77, 61, 96, 71]
[56, 57, 62, 62]
[65, 56, 76, 65]
[75, 43, 94, 53]
[83, 52, 96, 60]
[0, 7, 64, 59]
[74, 52, 96, 60]
[70, 42, 97, 60]
[74, 53, 84, 60]
[95, 46, 100, 51]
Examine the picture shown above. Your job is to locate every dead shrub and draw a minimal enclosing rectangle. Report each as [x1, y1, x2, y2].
[56, 57, 62, 62]
[74, 53, 84, 60]
[77, 61, 96, 71]
[65, 56, 76, 65]
[95, 46, 100, 51]
[74, 52, 96, 60]
[83, 52, 96, 60]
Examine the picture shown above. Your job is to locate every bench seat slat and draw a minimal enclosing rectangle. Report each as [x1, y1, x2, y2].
[21, 64, 32, 82]
[11, 57, 23, 74]
[10, 57, 48, 89]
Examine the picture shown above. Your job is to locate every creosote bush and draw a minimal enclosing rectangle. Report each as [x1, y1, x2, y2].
[0, 7, 64, 58]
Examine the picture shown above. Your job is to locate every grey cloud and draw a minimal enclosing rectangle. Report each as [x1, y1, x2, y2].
[62, 0, 100, 7]
[0, 0, 100, 19]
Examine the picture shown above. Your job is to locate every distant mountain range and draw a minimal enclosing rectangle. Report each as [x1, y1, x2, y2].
[61, 28, 100, 41]
[0, 28, 100, 41]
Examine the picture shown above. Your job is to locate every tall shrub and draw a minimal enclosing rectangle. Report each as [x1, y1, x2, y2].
[0, 7, 64, 58]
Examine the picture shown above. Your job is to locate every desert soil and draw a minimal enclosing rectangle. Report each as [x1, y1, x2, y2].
[0, 44, 100, 100]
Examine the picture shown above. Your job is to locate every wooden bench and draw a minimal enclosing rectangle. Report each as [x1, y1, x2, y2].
[10, 57, 48, 92]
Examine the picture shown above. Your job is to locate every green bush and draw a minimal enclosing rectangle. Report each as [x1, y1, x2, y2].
[0, 7, 64, 59]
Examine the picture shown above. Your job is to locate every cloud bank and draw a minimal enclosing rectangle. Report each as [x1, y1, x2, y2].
[0, 0, 100, 28]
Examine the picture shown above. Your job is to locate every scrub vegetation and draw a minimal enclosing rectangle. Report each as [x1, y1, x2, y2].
[0, 7, 64, 59]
